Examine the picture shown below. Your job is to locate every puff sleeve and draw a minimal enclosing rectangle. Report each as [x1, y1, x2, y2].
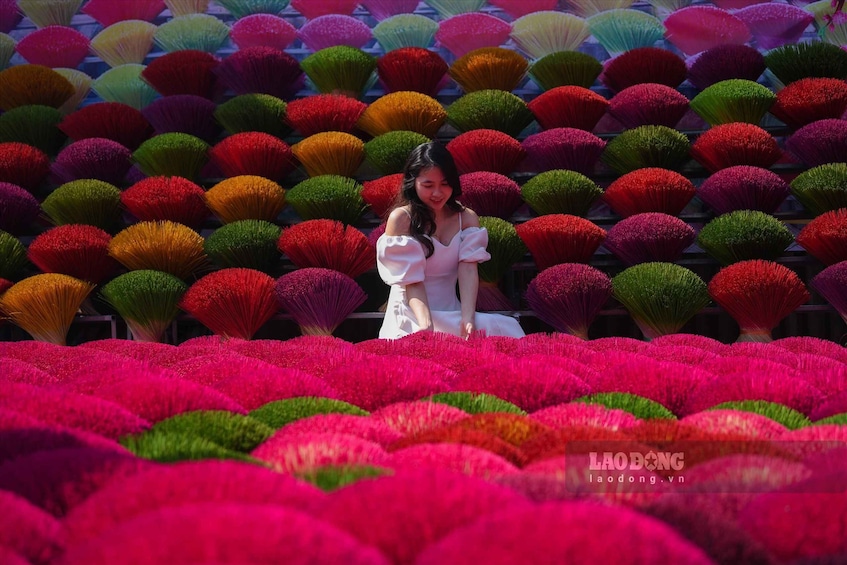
[376, 234, 427, 285]
[458, 227, 491, 263]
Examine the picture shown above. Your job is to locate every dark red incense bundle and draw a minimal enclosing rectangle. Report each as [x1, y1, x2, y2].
[213, 46, 305, 101]
[26, 224, 118, 284]
[278, 219, 375, 279]
[603, 167, 696, 218]
[785, 119, 847, 167]
[603, 213, 695, 266]
[0, 141, 50, 191]
[687, 44, 765, 91]
[274, 267, 367, 336]
[769, 77, 847, 130]
[362, 174, 402, 219]
[811, 261, 847, 326]
[141, 95, 220, 144]
[696, 165, 790, 215]
[0, 182, 39, 234]
[50, 138, 132, 186]
[525, 262, 612, 339]
[446, 129, 526, 176]
[515, 214, 606, 270]
[120, 176, 210, 230]
[708, 259, 809, 342]
[377, 47, 448, 97]
[599, 47, 687, 93]
[796, 209, 847, 266]
[59, 102, 153, 151]
[209, 132, 297, 183]
[140, 50, 221, 99]
[527, 86, 609, 132]
[285, 94, 367, 137]
[690, 123, 781, 173]
[458, 171, 523, 220]
[180, 268, 278, 340]
[521, 127, 606, 176]
[608, 83, 690, 129]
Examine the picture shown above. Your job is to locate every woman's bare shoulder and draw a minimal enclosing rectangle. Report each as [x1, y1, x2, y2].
[385, 206, 412, 236]
[460, 207, 480, 228]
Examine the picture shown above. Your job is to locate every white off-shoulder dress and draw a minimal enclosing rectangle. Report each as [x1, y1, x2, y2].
[376, 215, 525, 339]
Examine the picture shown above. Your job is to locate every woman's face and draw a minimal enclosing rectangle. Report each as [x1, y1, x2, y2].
[415, 166, 453, 212]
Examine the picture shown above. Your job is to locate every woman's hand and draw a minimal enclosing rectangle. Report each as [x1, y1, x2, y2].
[460, 317, 475, 339]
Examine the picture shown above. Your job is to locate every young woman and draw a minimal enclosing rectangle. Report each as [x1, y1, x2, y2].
[375, 141, 525, 339]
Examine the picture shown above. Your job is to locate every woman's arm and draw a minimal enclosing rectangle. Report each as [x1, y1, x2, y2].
[457, 209, 481, 338]
[385, 207, 433, 331]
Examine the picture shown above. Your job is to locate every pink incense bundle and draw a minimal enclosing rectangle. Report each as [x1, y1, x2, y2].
[458, 171, 523, 220]
[362, 173, 402, 219]
[14, 26, 90, 69]
[737, 475, 847, 564]
[274, 413, 401, 446]
[663, 6, 751, 57]
[360, 0, 419, 20]
[209, 132, 297, 183]
[416, 502, 716, 564]
[608, 83, 690, 129]
[284, 94, 366, 137]
[59, 102, 152, 151]
[599, 47, 687, 94]
[515, 214, 606, 270]
[371, 401, 467, 436]
[377, 47, 448, 97]
[82, 0, 165, 25]
[0, 448, 150, 516]
[291, 0, 359, 19]
[60, 503, 388, 564]
[521, 127, 606, 176]
[180, 268, 279, 340]
[277, 219, 375, 279]
[603, 167, 695, 218]
[811, 261, 847, 327]
[26, 225, 118, 284]
[61, 461, 324, 547]
[796, 209, 847, 266]
[686, 44, 766, 91]
[446, 129, 526, 176]
[527, 86, 609, 132]
[213, 46, 305, 101]
[274, 267, 367, 336]
[314, 471, 528, 562]
[140, 50, 221, 99]
[708, 259, 810, 342]
[452, 357, 591, 413]
[770, 78, 847, 130]
[121, 176, 209, 230]
[734, 3, 814, 51]
[785, 119, 847, 168]
[524, 262, 611, 339]
[690, 122, 781, 173]
[603, 213, 695, 266]
[230, 14, 298, 52]
[435, 13, 512, 58]
[696, 165, 790, 215]
[297, 15, 373, 52]
[488, 0, 557, 19]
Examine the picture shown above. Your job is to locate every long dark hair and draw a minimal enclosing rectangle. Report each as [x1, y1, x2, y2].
[395, 141, 464, 258]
